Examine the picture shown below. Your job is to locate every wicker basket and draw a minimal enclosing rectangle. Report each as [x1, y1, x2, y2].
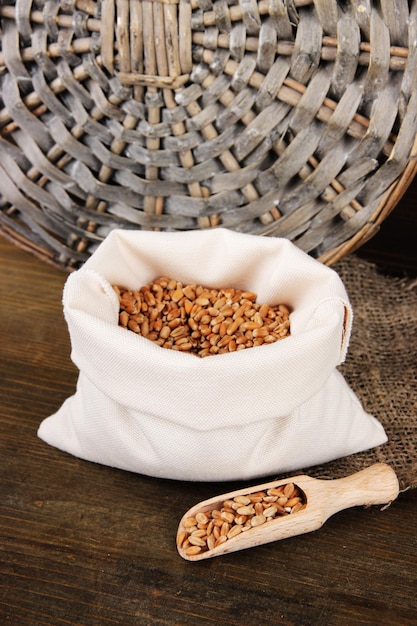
[1, 0, 417, 271]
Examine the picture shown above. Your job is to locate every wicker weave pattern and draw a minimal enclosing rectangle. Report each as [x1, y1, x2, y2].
[0, 0, 416, 270]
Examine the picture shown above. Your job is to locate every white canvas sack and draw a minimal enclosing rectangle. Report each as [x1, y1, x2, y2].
[38, 228, 387, 481]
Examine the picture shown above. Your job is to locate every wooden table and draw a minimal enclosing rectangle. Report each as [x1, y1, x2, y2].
[1, 205, 416, 625]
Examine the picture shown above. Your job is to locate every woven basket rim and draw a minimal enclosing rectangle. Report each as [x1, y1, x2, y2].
[1, 0, 417, 270]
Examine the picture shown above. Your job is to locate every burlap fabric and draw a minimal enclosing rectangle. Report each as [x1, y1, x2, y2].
[301, 255, 417, 492]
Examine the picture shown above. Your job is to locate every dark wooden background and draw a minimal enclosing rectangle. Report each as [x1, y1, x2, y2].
[357, 178, 417, 277]
[0, 180, 416, 625]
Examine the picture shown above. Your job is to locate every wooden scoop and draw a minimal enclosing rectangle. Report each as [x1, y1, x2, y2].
[177, 463, 399, 561]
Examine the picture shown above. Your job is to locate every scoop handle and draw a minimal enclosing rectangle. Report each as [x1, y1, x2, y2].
[323, 463, 399, 519]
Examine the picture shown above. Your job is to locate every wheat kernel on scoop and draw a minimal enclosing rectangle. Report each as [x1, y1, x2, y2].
[207, 534, 216, 551]
[215, 535, 228, 547]
[236, 505, 255, 516]
[286, 497, 302, 508]
[233, 495, 252, 505]
[263, 505, 278, 518]
[219, 511, 234, 524]
[284, 483, 296, 498]
[263, 495, 278, 503]
[227, 525, 243, 540]
[184, 517, 197, 528]
[195, 512, 209, 525]
[249, 492, 266, 502]
[185, 545, 202, 556]
[254, 502, 264, 516]
[188, 535, 206, 547]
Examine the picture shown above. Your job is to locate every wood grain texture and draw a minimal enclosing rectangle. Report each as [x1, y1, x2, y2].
[0, 236, 416, 625]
